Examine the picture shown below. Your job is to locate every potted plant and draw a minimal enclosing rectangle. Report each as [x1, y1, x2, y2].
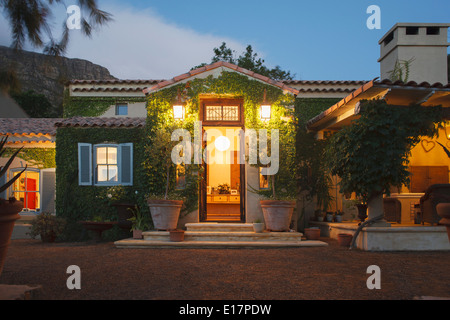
[334, 210, 344, 222]
[314, 209, 324, 222]
[0, 137, 26, 276]
[79, 213, 118, 242]
[127, 205, 148, 239]
[252, 219, 265, 233]
[253, 123, 297, 232]
[325, 211, 334, 222]
[107, 186, 135, 234]
[146, 123, 184, 231]
[217, 183, 231, 194]
[28, 212, 66, 243]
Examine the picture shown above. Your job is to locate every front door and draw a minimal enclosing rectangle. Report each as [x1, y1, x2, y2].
[199, 98, 245, 222]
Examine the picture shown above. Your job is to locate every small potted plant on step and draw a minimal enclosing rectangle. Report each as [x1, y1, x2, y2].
[127, 205, 148, 239]
[252, 219, 265, 233]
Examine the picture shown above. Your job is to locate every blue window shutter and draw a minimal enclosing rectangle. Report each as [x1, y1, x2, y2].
[78, 143, 92, 185]
[120, 143, 133, 186]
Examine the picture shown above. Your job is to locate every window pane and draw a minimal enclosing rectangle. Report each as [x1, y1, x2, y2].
[108, 166, 118, 182]
[97, 147, 107, 164]
[98, 165, 108, 182]
[116, 104, 128, 115]
[107, 147, 117, 164]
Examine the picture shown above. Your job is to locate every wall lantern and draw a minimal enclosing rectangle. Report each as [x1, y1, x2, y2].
[173, 90, 185, 120]
[260, 89, 271, 121]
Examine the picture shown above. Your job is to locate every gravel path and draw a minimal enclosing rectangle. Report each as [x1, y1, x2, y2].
[1, 238, 450, 300]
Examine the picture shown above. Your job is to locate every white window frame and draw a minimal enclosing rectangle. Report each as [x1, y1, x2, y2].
[94, 144, 120, 186]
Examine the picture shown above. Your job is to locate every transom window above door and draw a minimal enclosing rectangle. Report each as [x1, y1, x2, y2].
[205, 105, 239, 121]
[200, 98, 244, 126]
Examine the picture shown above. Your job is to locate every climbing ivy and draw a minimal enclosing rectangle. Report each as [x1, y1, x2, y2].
[55, 127, 149, 241]
[62, 89, 147, 117]
[4, 148, 56, 169]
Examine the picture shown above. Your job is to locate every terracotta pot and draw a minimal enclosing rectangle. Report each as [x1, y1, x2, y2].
[253, 223, 264, 233]
[132, 229, 143, 239]
[337, 233, 353, 247]
[169, 229, 185, 242]
[260, 200, 296, 232]
[147, 199, 183, 231]
[80, 221, 117, 242]
[0, 198, 23, 276]
[304, 228, 321, 240]
[436, 203, 450, 242]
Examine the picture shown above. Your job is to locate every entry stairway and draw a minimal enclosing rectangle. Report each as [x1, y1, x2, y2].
[114, 223, 328, 249]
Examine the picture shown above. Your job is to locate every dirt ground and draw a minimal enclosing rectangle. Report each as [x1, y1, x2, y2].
[1, 238, 450, 301]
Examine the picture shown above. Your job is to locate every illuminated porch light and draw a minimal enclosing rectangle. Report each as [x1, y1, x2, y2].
[260, 105, 271, 120]
[173, 89, 185, 120]
[172, 105, 185, 120]
[260, 89, 271, 120]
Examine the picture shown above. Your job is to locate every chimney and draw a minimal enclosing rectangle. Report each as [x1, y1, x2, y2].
[378, 23, 450, 84]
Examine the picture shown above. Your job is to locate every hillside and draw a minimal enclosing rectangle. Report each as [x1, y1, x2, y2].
[0, 45, 116, 116]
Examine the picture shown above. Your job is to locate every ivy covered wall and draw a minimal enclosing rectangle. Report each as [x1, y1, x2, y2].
[62, 89, 147, 117]
[55, 126, 149, 241]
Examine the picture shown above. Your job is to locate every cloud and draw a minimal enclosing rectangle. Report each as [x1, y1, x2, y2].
[64, 4, 246, 79]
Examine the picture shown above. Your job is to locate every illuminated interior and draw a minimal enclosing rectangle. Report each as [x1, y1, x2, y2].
[204, 127, 242, 220]
[11, 169, 40, 212]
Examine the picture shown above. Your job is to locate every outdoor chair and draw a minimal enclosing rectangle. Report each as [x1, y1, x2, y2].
[419, 184, 450, 225]
[383, 197, 402, 223]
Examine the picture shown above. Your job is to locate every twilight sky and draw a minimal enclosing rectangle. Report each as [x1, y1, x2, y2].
[0, 0, 449, 81]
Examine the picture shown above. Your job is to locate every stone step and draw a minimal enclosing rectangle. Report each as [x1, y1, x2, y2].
[142, 230, 304, 242]
[114, 239, 328, 249]
[186, 223, 254, 232]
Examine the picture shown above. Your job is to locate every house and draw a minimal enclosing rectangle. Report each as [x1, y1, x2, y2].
[5, 22, 450, 250]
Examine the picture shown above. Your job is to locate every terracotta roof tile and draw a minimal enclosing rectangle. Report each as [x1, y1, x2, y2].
[0, 118, 63, 135]
[55, 117, 146, 128]
[142, 61, 300, 96]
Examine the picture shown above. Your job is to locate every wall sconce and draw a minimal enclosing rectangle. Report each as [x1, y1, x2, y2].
[173, 90, 185, 120]
[260, 89, 271, 121]
[173, 104, 185, 120]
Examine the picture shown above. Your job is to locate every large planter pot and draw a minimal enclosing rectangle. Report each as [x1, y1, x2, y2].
[0, 198, 23, 276]
[113, 203, 135, 232]
[436, 203, 450, 242]
[337, 233, 353, 247]
[147, 200, 183, 231]
[80, 221, 117, 242]
[260, 200, 296, 232]
[304, 228, 321, 240]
